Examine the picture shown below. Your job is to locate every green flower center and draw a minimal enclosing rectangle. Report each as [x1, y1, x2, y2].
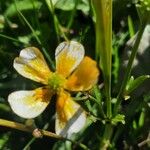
[48, 73, 66, 91]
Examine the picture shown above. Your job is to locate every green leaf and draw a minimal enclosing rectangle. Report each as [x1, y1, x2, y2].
[125, 75, 150, 95]
[128, 15, 135, 38]
[92, 85, 102, 103]
[0, 103, 10, 112]
[135, 1, 150, 24]
[85, 100, 92, 111]
[133, 120, 137, 129]
[111, 114, 125, 125]
[4, 0, 42, 17]
[0, 133, 10, 149]
[52, 0, 90, 14]
[144, 92, 150, 102]
[0, 15, 5, 29]
[138, 109, 145, 127]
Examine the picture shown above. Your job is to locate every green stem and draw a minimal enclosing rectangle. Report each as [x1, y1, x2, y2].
[0, 33, 28, 44]
[114, 17, 148, 114]
[23, 138, 36, 150]
[89, 95, 106, 118]
[18, 10, 55, 69]
[100, 124, 113, 150]
[14, 1, 55, 69]
[45, 0, 68, 42]
[67, 0, 79, 29]
[49, 0, 60, 42]
[93, 0, 112, 118]
[16, 7, 41, 45]
[23, 122, 50, 150]
[93, 0, 113, 148]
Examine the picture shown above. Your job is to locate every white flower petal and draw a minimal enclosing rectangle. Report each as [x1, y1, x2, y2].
[8, 87, 53, 118]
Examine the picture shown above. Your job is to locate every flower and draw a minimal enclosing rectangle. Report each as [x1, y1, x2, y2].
[8, 41, 99, 137]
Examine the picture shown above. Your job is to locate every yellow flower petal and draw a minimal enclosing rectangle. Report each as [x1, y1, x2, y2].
[14, 47, 51, 84]
[8, 87, 53, 118]
[55, 41, 84, 78]
[55, 90, 86, 137]
[65, 56, 99, 91]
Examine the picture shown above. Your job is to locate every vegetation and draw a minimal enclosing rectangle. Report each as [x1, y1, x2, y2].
[0, 0, 150, 149]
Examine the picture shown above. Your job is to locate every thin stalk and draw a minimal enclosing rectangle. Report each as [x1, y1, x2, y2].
[23, 138, 36, 150]
[0, 118, 61, 139]
[88, 95, 106, 118]
[19, 10, 54, 69]
[13, 1, 54, 69]
[74, 95, 104, 121]
[48, 0, 60, 41]
[67, 0, 79, 29]
[16, 7, 41, 45]
[0, 33, 28, 44]
[45, 0, 68, 42]
[114, 17, 148, 114]
[23, 122, 50, 150]
[74, 93, 105, 118]
[0, 118, 88, 150]
[93, 86, 106, 118]
[30, 0, 41, 31]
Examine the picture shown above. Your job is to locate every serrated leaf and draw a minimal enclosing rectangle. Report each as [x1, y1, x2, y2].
[111, 114, 125, 125]
[5, 0, 42, 17]
[125, 75, 150, 95]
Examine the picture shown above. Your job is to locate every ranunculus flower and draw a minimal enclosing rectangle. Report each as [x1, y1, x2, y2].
[8, 41, 99, 137]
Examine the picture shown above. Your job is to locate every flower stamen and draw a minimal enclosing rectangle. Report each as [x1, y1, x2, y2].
[48, 73, 66, 91]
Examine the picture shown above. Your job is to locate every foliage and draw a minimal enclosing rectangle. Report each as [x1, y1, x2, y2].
[0, 0, 150, 149]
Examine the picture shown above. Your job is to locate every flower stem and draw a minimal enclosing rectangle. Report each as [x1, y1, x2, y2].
[114, 16, 148, 114]
[45, 0, 68, 42]
[92, 0, 112, 118]
[0, 118, 89, 149]
[67, 0, 79, 29]
[100, 124, 113, 150]
[0, 118, 61, 139]
[14, 0, 55, 69]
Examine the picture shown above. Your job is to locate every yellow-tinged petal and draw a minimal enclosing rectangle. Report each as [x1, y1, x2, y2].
[14, 47, 51, 84]
[55, 41, 85, 78]
[65, 56, 99, 91]
[8, 87, 53, 119]
[56, 90, 86, 137]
